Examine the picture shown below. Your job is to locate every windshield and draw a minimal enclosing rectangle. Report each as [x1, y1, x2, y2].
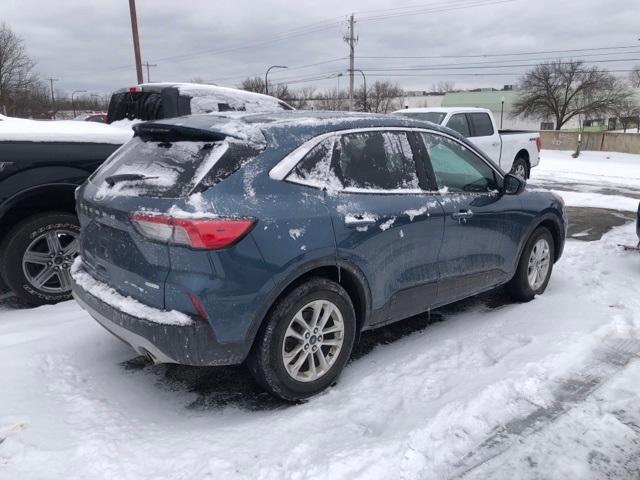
[396, 111, 446, 125]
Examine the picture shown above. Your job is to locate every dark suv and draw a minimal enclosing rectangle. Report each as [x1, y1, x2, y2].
[71, 111, 566, 401]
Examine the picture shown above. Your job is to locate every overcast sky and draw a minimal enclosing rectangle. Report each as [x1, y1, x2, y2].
[3, 0, 639, 96]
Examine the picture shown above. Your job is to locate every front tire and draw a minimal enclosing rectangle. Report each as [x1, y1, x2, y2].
[506, 227, 554, 302]
[511, 157, 529, 179]
[0, 212, 80, 306]
[247, 278, 356, 401]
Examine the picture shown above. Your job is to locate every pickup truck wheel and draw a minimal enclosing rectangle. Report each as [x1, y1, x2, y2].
[506, 226, 554, 302]
[247, 278, 356, 401]
[0, 212, 80, 306]
[511, 157, 529, 179]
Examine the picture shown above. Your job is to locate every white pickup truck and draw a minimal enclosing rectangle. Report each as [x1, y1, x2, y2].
[394, 107, 540, 178]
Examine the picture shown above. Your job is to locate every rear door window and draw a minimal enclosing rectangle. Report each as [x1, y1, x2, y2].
[447, 114, 471, 137]
[333, 131, 420, 191]
[468, 113, 494, 137]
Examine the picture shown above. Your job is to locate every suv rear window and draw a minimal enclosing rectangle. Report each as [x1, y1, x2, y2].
[91, 138, 263, 198]
[107, 92, 164, 122]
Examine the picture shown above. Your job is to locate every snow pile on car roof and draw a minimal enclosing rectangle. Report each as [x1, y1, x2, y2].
[175, 83, 292, 114]
[0, 118, 133, 144]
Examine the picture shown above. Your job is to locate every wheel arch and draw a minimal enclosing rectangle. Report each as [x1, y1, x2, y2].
[0, 183, 79, 246]
[247, 259, 372, 353]
[514, 213, 564, 272]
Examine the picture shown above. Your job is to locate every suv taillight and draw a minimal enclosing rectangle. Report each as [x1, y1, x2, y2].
[131, 213, 254, 250]
[535, 137, 541, 152]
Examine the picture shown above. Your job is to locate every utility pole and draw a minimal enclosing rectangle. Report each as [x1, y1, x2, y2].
[128, 0, 144, 84]
[343, 14, 357, 111]
[144, 61, 157, 83]
[47, 77, 58, 119]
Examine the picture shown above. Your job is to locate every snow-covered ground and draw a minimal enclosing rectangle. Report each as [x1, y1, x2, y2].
[530, 149, 640, 211]
[1, 150, 640, 479]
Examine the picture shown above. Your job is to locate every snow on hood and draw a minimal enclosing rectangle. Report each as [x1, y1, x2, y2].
[0, 118, 133, 144]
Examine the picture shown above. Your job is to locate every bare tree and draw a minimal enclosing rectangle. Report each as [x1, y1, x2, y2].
[630, 65, 640, 89]
[239, 76, 291, 103]
[0, 22, 41, 116]
[430, 81, 456, 94]
[366, 81, 404, 113]
[611, 98, 640, 132]
[513, 60, 631, 130]
[316, 88, 346, 111]
[288, 86, 316, 110]
[240, 76, 265, 94]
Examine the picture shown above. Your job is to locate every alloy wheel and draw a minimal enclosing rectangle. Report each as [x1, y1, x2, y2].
[527, 238, 550, 290]
[514, 163, 527, 179]
[22, 229, 79, 294]
[281, 300, 345, 382]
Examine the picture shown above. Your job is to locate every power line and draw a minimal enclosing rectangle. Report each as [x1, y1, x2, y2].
[210, 57, 347, 84]
[357, 0, 517, 23]
[358, 44, 640, 60]
[359, 57, 640, 73]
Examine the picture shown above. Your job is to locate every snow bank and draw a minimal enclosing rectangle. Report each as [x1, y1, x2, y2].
[534, 149, 640, 190]
[71, 258, 192, 326]
[0, 118, 133, 144]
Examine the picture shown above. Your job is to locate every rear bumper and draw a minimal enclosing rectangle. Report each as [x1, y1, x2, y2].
[72, 275, 246, 367]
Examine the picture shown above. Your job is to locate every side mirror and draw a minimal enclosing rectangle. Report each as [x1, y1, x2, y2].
[503, 173, 525, 195]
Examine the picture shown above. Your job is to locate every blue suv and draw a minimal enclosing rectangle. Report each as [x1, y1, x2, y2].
[71, 111, 566, 401]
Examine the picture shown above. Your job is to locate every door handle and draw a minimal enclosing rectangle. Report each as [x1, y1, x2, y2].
[491, 142, 500, 147]
[344, 214, 377, 227]
[451, 210, 474, 221]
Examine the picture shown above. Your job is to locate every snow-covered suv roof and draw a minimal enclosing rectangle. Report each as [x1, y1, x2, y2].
[115, 82, 294, 113]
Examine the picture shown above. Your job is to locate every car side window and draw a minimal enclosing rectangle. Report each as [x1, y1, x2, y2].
[447, 114, 471, 137]
[420, 133, 498, 193]
[331, 131, 420, 191]
[287, 137, 341, 188]
[468, 113, 494, 137]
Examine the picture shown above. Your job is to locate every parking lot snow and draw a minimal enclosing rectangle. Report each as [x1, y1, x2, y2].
[1, 150, 639, 479]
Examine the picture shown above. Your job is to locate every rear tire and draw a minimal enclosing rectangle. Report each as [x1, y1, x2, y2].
[511, 157, 529, 179]
[506, 227, 554, 302]
[0, 212, 80, 306]
[247, 278, 356, 401]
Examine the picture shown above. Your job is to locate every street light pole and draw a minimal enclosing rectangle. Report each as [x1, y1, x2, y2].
[265, 65, 287, 95]
[354, 69, 366, 112]
[71, 90, 87, 117]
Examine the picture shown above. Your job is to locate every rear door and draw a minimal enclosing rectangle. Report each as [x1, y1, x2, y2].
[293, 129, 446, 325]
[417, 131, 522, 306]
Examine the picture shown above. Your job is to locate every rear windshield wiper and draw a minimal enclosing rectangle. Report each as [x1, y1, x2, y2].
[104, 173, 159, 187]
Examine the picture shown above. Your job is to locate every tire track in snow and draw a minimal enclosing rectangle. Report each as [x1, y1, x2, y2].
[451, 338, 640, 478]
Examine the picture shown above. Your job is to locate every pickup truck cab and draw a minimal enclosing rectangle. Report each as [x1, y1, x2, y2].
[394, 107, 540, 178]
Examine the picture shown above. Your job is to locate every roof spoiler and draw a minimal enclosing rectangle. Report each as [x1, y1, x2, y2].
[133, 123, 232, 143]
